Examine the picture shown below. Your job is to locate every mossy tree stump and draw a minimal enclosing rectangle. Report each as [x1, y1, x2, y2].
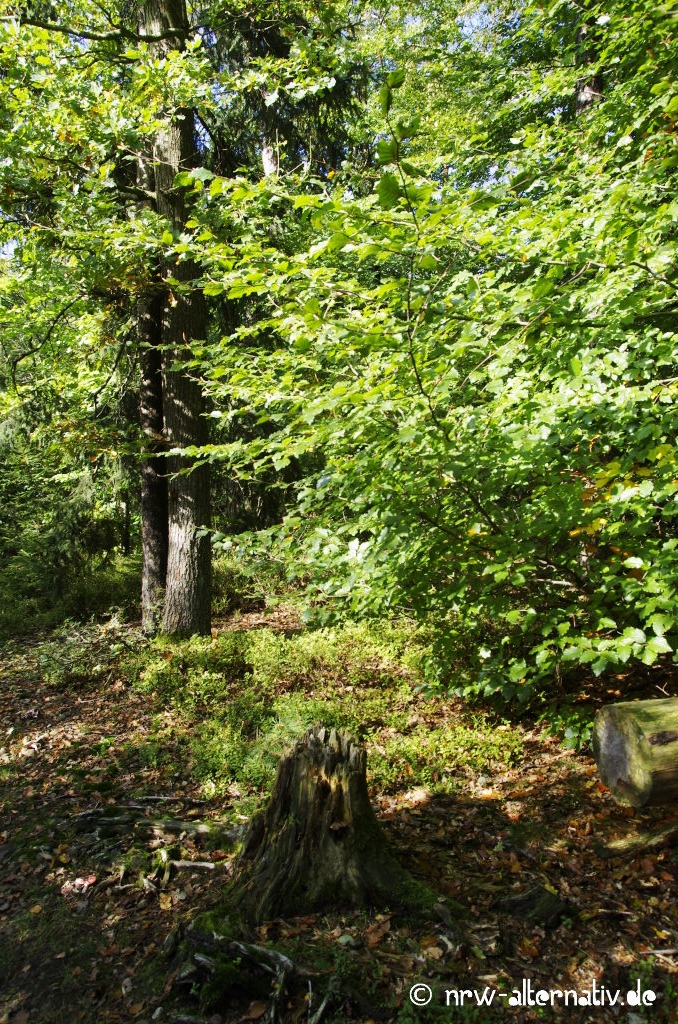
[231, 726, 415, 923]
[593, 698, 678, 807]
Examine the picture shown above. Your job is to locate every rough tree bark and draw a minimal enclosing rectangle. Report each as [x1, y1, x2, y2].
[593, 698, 678, 807]
[575, 5, 604, 114]
[139, 0, 211, 636]
[138, 290, 168, 632]
[232, 726, 417, 924]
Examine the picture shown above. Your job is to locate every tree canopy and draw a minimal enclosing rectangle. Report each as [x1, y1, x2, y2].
[1, 0, 677, 718]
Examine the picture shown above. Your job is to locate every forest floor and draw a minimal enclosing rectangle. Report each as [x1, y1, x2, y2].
[1, 610, 677, 1024]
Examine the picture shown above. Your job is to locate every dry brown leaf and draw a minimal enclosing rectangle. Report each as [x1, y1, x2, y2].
[365, 916, 391, 948]
[517, 938, 540, 958]
[240, 1001, 267, 1021]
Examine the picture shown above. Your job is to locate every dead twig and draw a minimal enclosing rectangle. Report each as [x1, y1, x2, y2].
[170, 860, 216, 871]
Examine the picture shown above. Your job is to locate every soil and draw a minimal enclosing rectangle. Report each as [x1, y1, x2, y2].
[1, 613, 677, 1024]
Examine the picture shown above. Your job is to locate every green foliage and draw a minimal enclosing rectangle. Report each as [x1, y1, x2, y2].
[28, 615, 142, 689]
[0, 257, 139, 635]
[2, 0, 677, 720]
[133, 621, 521, 794]
[536, 703, 594, 753]
[189, 0, 678, 708]
[367, 719, 522, 791]
[211, 552, 291, 616]
[0, 0, 363, 638]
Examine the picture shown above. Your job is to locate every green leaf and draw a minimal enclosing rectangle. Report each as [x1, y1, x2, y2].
[386, 69, 406, 89]
[379, 84, 392, 116]
[395, 118, 421, 141]
[377, 172, 400, 209]
[622, 627, 646, 645]
[326, 232, 350, 253]
[190, 167, 214, 182]
[641, 635, 672, 664]
[376, 139, 398, 165]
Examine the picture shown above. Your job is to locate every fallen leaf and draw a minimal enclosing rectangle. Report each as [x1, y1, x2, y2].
[29, 904, 42, 915]
[240, 1001, 267, 1021]
[365, 916, 391, 948]
[517, 938, 540, 958]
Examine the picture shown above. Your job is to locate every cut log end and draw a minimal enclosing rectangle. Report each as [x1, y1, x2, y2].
[229, 725, 421, 923]
[593, 698, 678, 807]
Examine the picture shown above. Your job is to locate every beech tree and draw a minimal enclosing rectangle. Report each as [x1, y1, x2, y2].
[0, 0, 357, 635]
[135, 0, 210, 634]
[0, 0, 213, 633]
[195, 0, 678, 716]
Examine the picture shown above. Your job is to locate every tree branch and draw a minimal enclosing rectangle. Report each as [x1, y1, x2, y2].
[3, 16, 188, 44]
[92, 336, 130, 416]
[11, 295, 83, 391]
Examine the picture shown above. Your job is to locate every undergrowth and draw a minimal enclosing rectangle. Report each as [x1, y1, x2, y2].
[131, 621, 522, 797]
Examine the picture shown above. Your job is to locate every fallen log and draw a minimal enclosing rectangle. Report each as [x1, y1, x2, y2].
[593, 698, 678, 807]
[598, 822, 678, 859]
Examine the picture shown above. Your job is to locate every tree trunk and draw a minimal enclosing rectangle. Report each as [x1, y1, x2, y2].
[575, 9, 604, 114]
[139, 296, 168, 632]
[232, 726, 417, 924]
[593, 698, 678, 807]
[139, 0, 211, 636]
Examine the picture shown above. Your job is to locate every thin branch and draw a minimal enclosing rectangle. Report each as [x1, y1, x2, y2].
[5, 16, 188, 44]
[631, 260, 677, 292]
[11, 295, 83, 391]
[92, 337, 129, 416]
[33, 153, 92, 177]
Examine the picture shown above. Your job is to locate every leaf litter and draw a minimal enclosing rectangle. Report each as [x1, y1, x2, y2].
[0, 615, 677, 1023]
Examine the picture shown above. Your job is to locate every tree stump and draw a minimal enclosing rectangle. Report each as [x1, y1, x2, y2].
[593, 698, 678, 807]
[230, 726, 417, 923]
